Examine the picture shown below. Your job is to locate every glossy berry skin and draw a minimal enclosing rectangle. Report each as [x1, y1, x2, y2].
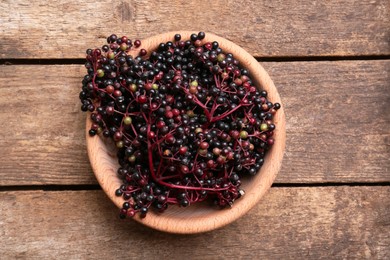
[174, 34, 181, 41]
[198, 31, 205, 40]
[134, 39, 141, 47]
[190, 33, 198, 41]
[140, 49, 147, 56]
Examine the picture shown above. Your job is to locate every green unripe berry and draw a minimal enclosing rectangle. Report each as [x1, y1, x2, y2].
[217, 53, 226, 62]
[187, 110, 195, 118]
[116, 141, 124, 148]
[129, 84, 137, 92]
[260, 123, 268, 132]
[190, 80, 198, 87]
[198, 148, 207, 156]
[107, 51, 115, 59]
[128, 155, 136, 163]
[123, 116, 132, 125]
[195, 127, 203, 134]
[120, 43, 127, 51]
[97, 69, 104, 78]
[189, 85, 198, 94]
[239, 130, 248, 139]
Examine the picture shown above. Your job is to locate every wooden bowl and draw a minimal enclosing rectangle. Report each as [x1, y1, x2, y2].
[86, 32, 286, 234]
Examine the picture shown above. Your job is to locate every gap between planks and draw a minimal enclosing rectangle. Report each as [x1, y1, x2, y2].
[0, 182, 389, 192]
[1, 55, 390, 65]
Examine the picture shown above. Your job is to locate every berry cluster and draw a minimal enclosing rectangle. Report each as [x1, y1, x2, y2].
[79, 32, 280, 218]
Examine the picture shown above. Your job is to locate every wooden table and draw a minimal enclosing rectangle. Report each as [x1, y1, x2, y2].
[1, 1, 389, 258]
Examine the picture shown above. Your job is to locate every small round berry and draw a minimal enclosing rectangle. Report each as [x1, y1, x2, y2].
[113, 90, 122, 97]
[121, 36, 128, 42]
[93, 49, 101, 56]
[230, 174, 239, 182]
[198, 149, 208, 156]
[248, 168, 257, 175]
[115, 189, 123, 196]
[200, 142, 209, 149]
[123, 202, 130, 209]
[134, 39, 141, 47]
[140, 207, 148, 216]
[139, 49, 147, 56]
[194, 127, 203, 134]
[106, 106, 114, 115]
[158, 195, 167, 203]
[267, 138, 275, 145]
[89, 129, 97, 136]
[103, 130, 110, 137]
[129, 84, 137, 92]
[123, 116, 132, 125]
[217, 156, 226, 165]
[114, 131, 123, 141]
[156, 121, 165, 129]
[260, 123, 268, 132]
[179, 146, 188, 155]
[239, 130, 248, 139]
[207, 160, 215, 168]
[217, 53, 226, 62]
[213, 147, 221, 156]
[180, 199, 190, 207]
[172, 108, 180, 117]
[127, 210, 135, 217]
[190, 33, 198, 41]
[180, 165, 189, 174]
[230, 130, 240, 139]
[148, 131, 156, 139]
[165, 110, 173, 118]
[174, 34, 181, 41]
[96, 69, 104, 78]
[120, 43, 127, 51]
[107, 51, 115, 59]
[197, 31, 205, 40]
[138, 95, 147, 104]
[108, 34, 118, 43]
[128, 155, 136, 163]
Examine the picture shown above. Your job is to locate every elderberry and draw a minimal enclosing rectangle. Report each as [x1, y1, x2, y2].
[79, 32, 280, 218]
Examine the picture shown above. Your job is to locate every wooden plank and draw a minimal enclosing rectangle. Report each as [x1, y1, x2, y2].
[263, 61, 390, 183]
[0, 0, 389, 59]
[0, 65, 96, 185]
[0, 187, 388, 258]
[0, 60, 389, 186]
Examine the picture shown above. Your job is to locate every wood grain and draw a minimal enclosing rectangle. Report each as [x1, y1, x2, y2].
[0, 65, 96, 185]
[0, 0, 389, 59]
[264, 61, 390, 183]
[0, 60, 389, 186]
[0, 186, 388, 259]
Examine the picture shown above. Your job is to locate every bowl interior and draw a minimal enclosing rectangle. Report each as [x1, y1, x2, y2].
[86, 31, 286, 234]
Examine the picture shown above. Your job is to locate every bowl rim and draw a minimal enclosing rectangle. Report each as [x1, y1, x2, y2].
[86, 31, 286, 234]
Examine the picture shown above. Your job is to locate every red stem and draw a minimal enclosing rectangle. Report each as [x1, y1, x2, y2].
[147, 129, 230, 191]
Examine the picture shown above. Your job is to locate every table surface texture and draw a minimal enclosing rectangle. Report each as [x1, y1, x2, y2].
[0, 0, 389, 259]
